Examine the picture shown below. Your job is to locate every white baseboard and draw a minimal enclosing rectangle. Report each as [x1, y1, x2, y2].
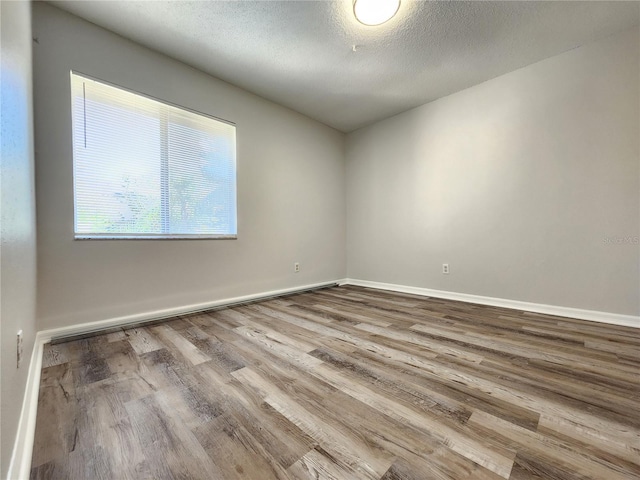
[39, 280, 341, 343]
[341, 278, 640, 328]
[7, 332, 46, 480]
[7, 279, 342, 480]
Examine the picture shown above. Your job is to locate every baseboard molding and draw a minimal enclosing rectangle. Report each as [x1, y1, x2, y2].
[40, 280, 341, 343]
[341, 278, 640, 328]
[8, 279, 342, 479]
[7, 332, 46, 480]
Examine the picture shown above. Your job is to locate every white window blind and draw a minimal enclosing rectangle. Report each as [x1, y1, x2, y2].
[71, 72, 237, 239]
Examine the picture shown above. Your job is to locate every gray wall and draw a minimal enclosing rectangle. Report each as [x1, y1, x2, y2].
[346, 27, 639, 316]
[33, 3, 346, 330]
[0, 0, 38, 476]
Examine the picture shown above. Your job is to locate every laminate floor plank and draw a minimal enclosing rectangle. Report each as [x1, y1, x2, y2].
[410, 323, 640, 382]
[468, 410, 639, 480]
[316, 290, 431, 319]
[287, 448, 361, 480]
[41, 343, 70, 368]
[232, 366, 395, 479]
[518, 323, 640, 347]
[105, 330, 128, 343]
[31, 286, 640, 480]
[192, 412, 291, 480]
[308, 344, 541, 432]
[354, 335, 639, 448]
[235, 304, 345, 349]
[30, 364, 77, 469]
[150, 324, 211, 365]
[228, 335, 504, 480]
[207, 330, 495, 479]
[194, 360, 319, 468]
[123, 327, 163, 355]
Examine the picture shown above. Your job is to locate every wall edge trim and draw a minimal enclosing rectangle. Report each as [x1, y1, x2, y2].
[340, 278, 639, 328]
[7, 332, 46, 480]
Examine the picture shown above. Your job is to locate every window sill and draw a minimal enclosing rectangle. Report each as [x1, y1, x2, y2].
[74, 234, 238, 240]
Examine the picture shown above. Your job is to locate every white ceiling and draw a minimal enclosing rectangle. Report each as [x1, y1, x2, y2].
[51, 1, 639, 132]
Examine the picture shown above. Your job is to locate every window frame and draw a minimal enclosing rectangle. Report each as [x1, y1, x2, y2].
[70, 71, 238, 241]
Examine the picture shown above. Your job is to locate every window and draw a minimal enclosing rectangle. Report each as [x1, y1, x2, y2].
[71, 72, 237, 239]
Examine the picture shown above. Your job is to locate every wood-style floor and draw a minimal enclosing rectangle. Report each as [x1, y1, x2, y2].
[31, 286, 640, 480]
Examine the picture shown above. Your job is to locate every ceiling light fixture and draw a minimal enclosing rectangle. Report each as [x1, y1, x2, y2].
[353, 0, 401, 26]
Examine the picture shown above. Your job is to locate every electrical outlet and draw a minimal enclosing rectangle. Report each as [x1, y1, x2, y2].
[17, 330, 23, 368]
[442, 264, 450, 274]
[294, 262, 300, 273]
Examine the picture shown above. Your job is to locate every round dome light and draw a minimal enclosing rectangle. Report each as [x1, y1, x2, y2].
[354, 0, 401, 26]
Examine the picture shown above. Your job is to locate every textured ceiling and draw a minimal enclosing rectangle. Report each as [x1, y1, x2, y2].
[50, 1, 639, 132]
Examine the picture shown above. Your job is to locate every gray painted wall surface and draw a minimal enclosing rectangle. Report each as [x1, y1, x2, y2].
[1, 0, 38, 476]
[346, 27, 639, 316]
[33, 3, 346, 330]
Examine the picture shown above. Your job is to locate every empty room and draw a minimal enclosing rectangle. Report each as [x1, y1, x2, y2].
[1, 0, 639, 479]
